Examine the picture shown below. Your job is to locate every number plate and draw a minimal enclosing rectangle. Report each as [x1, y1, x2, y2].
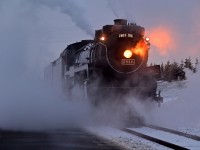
[121, 59, 135, 65]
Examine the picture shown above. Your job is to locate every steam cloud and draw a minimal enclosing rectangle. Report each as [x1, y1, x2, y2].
[143, 67, 200, 129]
[0, 78, 92, 131]
[107, 0, 120, 18]
[0, 0, 92, 131]
[1, 0, 200, 131]
[36, 0, 94, 37]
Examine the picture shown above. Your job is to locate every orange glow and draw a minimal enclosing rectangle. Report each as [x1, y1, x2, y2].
[124, 50, 133, 58]
[134, 48, 144, 56]
[132, 40, 148, 57]
[147, 26, 175, 56]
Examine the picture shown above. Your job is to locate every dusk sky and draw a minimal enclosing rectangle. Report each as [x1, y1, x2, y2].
[0, 0, 200, 76]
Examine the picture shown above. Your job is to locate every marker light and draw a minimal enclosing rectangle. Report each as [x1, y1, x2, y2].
[100, 36, 105, 41]
[145, 37, 150, 42]
[124, 50, 132, 58]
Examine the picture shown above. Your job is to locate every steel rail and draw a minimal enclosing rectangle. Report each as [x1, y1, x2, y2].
[121, 128, 189, 150]
[144, 124, 200, 141]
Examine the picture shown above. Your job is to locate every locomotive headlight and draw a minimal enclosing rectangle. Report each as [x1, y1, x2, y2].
[124, 50, 132, 58]
[100, 36, 105, 41]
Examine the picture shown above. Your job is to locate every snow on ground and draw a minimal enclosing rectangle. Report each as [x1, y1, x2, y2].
[172, 113, 200, 137]
[150, 70, 200, 137]
[178, 127, 200, 137]
[157, 80, 187, 103]
[85, 126, 170, 150]
[86, 71, 200, 150]
[129, 127, 200, 150]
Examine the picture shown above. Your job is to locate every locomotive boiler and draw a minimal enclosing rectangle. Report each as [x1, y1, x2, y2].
[45, 19, 163, 105]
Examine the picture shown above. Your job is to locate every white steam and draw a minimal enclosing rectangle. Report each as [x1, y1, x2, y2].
[107, 0, 120, 18]
[0, 78, 92, 131]
[36, 0, 94, 37]
[144, 67, 200, 128]
[0, 0, 92, 131]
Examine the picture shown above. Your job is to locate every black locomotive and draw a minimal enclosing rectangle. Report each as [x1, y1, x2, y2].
[45, 19, 163, 105]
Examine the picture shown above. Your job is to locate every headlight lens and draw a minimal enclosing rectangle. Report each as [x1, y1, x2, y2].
[124, 50, 132, 58]
[100, 36, 105, 41]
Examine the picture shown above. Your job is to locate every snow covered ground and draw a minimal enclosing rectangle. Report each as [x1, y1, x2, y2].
[128, 127, 200, 150]
[86, 126, 170, 150]
[154, 70, 200, 137]
[86, 70, 200, 149]
[157, 80, 187, 103]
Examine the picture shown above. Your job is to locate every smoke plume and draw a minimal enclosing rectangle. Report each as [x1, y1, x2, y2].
[36, 0, 94, 37]
[107, 0, 120, 18]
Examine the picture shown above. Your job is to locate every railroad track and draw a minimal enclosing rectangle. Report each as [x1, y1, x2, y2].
[120, 124, 200, 150]
[144, 124, 200, 141]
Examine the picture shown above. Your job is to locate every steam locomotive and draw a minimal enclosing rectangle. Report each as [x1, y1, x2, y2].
[45, 19, 163, 105]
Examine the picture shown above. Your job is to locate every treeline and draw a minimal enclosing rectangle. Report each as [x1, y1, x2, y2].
[151, 58, 199, 82]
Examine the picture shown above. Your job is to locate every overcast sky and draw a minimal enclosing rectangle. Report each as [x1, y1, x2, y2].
[0, 0, 200, 77]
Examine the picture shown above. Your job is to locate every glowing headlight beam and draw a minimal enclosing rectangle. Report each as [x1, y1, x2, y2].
[124, 50, 132, 58]
[100, 36, 105, 41]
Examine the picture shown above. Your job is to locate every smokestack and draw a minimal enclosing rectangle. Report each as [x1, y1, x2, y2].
[114, 19, 127, 25]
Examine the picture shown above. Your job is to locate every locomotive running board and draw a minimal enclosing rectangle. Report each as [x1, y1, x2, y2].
[65, 65, 88, 77]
